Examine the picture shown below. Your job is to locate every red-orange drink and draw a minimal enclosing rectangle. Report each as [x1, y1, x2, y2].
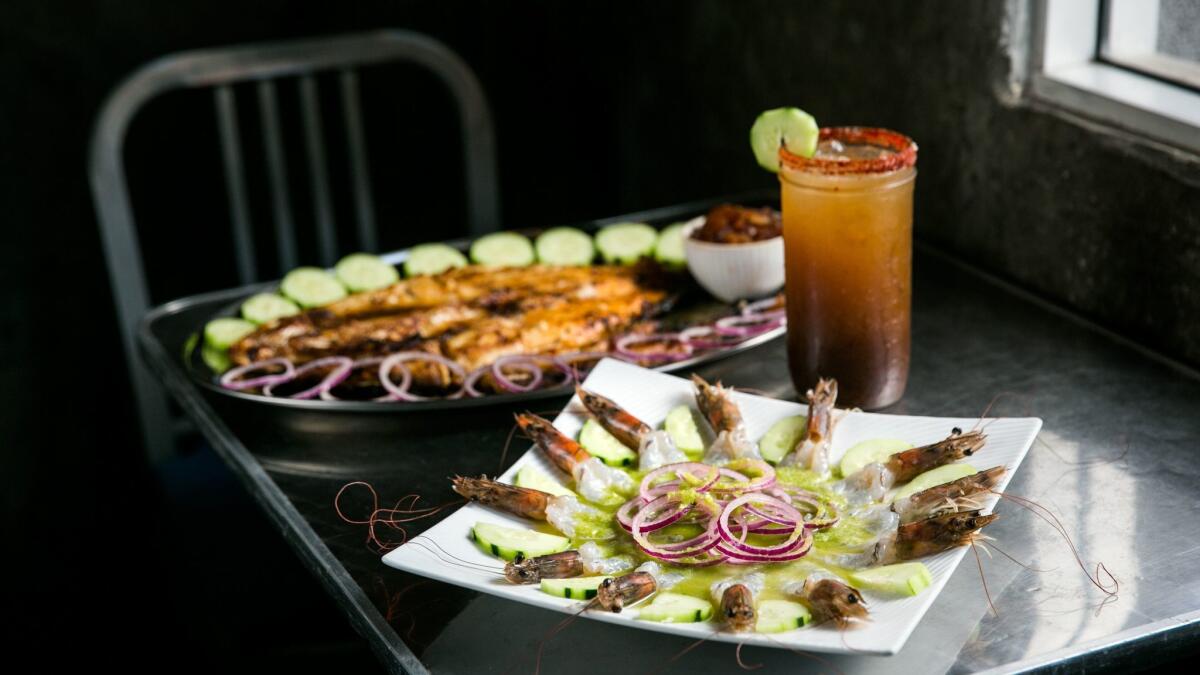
[779, 127, 918, 409]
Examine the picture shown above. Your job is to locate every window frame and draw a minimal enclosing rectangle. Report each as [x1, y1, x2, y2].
[1023, 0, 1200, 154]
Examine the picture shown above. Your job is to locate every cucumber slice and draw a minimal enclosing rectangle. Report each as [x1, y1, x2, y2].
[280, 267, 347, 308]
[892, 463, 979, 502]
[595, 222, 658, 264]
[535, 227, 595, 266]
[755, 599, 812, 633]
[850, 562, 933, 596]
[201, 343, 232, 373]
[471, 522, 570, 561]
[470, 232, 535, 267]
[664, 405, 705, 456]
[241, 293, 300, 325]
[335, 253, 399, 292]
[540, 576, 608, 600]
[404, 243, 468, 276]
[758, 415, 808, 464]
[637, 592, 712, 623]
[749, 107, 820, 173]
[514, 466, 576, 498]
[838, 438, 913, 478]
[204, 317, 256, 350]
[653, 222, 687, 267]
[579, 418, 638, 467]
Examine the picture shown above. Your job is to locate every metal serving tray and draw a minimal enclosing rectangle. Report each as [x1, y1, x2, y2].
[180, 193, 784, 413]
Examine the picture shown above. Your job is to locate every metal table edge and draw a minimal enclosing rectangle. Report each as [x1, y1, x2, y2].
[975, 610, 1200, 674]
[137, 318, 430, 675]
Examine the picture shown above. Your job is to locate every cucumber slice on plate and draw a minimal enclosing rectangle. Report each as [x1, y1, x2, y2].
[750, 107, 820, 173]
[204, 317, 256, 350]
[758, 414, 808, 464]
[892, 463, 978, 501]
[280, 267, 347, 308]
[471, 522, 570, 561]
[637, 592, 712, 623]
[653, 222, 687, 267]
[850, 562, 933, 596]
[595, 222, 658, 264]
[241, 293, 300, 325]
[664, 405, 706, 456]
[755, 599, 812, 633]
[535, 227, 594, 266]
[838, 438, 913, 478]
[540, 576, 609, 600]
[404, 243, 468, 276]
[470, 232, 535, 267]
[335, 253, 399, 292]
[514, 466, 576, 498]
[579, 419, 637, 467]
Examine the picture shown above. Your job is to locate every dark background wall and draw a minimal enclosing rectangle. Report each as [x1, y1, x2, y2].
[3, 0, 1198, 670]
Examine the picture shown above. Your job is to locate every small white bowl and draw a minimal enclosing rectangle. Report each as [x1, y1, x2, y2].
[682, 216, 785, 303]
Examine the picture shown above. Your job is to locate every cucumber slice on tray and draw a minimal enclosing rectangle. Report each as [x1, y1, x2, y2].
[471, 522, 570, 561]
[850, 562, 933, 596]
[204, 318, 256, 350]
[405, 243, 468, 276]
[514, 466, 576, 498]
[838, 438, 913, 478]
[540, 576, 608, 600]
[535, 227, 595, 266]
[471, 232, 535, 267]
[664, 405, 706, 456]
[654, 222, 687, 267]
[281, 267, 347, 308]
[637, 592, 712, 623]
[579, 418, 637, 467]
[595, 222, 657, 264]
[335, 253, 399, 292]
[893, 463, 978, 501]
[755, 599, 812, 633]
[241, 293, 300, 325]
[758, 415, 807, 464]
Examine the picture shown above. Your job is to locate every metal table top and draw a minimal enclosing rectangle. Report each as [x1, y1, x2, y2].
[140, 206, 1200, 674]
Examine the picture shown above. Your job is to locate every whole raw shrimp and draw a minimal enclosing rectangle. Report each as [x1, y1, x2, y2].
[789, 573, 869, 628]
[514, 413, 635, 502]
[451, 475, 611, 540]
[575, 386, 687, 469]
[692, 374, 761, 463]
[593, 571, 657, 612]
[711, 572, 764, 632]
[890, 466, 1006, 524]
[841, 427, 989, 503]
[779, 378, 839, 473]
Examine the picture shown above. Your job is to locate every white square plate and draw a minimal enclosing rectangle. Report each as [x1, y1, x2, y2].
[383, 358, 1042, 655]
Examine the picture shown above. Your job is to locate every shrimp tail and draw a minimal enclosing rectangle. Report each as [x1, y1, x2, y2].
[450, 474, 552, 520]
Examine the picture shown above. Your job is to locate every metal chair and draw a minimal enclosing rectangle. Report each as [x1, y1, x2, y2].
[90, 30, 500, 461]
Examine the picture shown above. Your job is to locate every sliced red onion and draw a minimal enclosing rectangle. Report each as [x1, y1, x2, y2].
[220, 357, 295, 391]
[638, 463, 719, 503]
[715, 313, 782, 337]
[320, 357, 396, 402]
[679, 325, 747, 350]
[717, 493, 808, 557]
[264, 356, 352, 400]
[557, 351, 614, 379]
[614, 332, 693, 363]
[379, 352, 466, 401]
[709, 459, 776, 493]
[742, 296, 786, 319]
[462, 366, 492, 398]
[490, 356, 544, 393]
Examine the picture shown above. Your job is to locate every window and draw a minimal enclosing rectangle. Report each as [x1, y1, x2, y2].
[1023, 0, 1200, 152]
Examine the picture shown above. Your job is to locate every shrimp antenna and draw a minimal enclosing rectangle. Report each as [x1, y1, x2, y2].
[970, 540, 999, 617]
[735, 642, 764, 670]
[334, 481, 463, 552]
[496, 419, 521, 475]
[404, 536, 505, 574]
[990, 489, 1119, 599]
[976, 539, 1057, 573]
[531, 602, 592, 675]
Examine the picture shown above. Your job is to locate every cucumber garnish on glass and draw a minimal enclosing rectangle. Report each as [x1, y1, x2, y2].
[750, 107, 819, 172]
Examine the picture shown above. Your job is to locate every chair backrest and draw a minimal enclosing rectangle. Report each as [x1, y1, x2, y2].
[90, 29, 499, 461]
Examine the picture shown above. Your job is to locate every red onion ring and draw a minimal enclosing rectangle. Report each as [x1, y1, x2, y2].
[319, 357, 396, 401]
[715, 313, 783, 337]
[379, 352, 466, 401]
[614, 333, 693, 363]
[264, 356, 352, 400]
[679, 325, 747, 350]
[639, 463, 719, 503]
[557, 351, 615, 379]
[490, 356, 545, 393]
[220, 357, 295, 391]
[717, 493, 807, 557]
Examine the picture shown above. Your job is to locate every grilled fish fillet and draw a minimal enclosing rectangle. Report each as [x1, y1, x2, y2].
[229, 264, 670, 375]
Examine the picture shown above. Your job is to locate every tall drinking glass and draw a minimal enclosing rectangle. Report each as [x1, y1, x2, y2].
[779, 128, 918, 409]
